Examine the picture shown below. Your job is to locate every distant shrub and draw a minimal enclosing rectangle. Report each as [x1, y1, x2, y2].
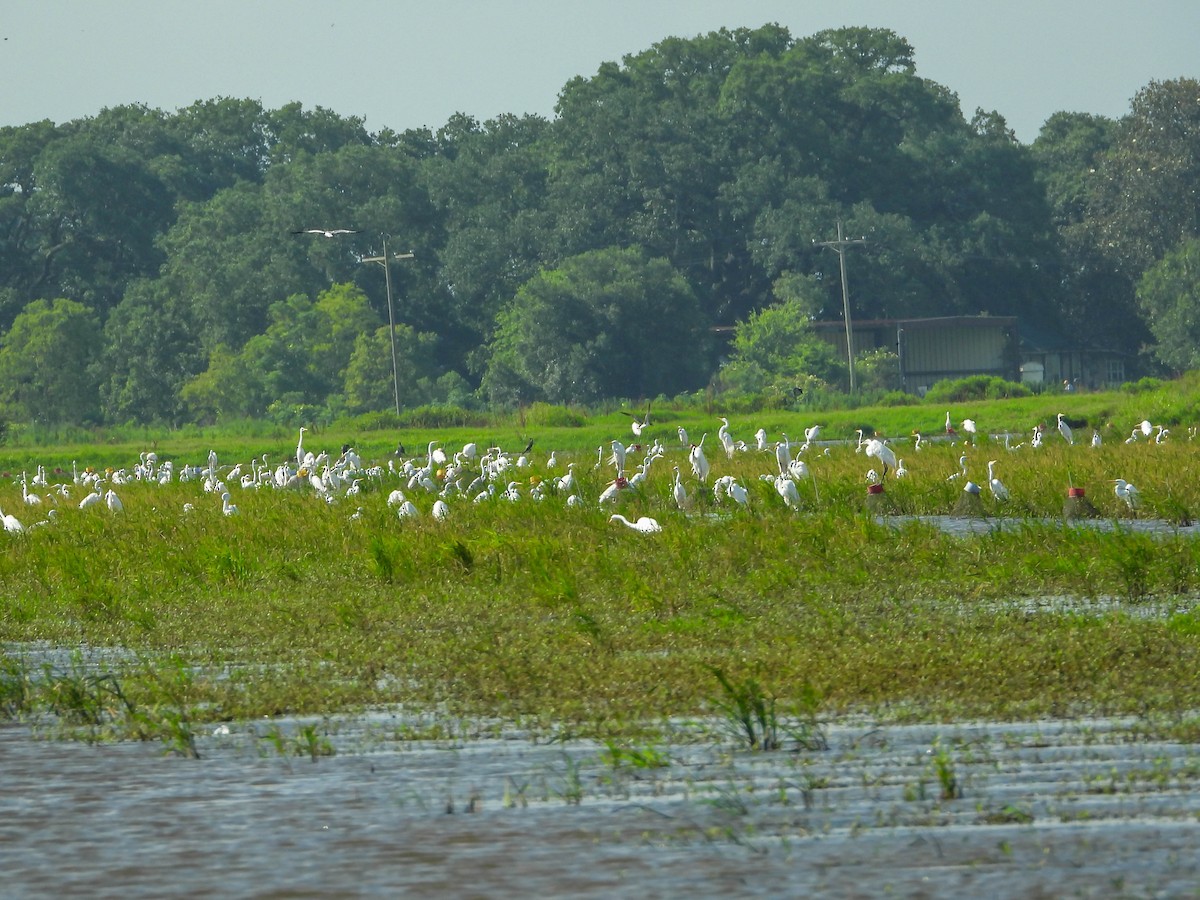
[875, 390, 921, 408]
[925, 375, 1031, 403]
[523, 402, 587, 428]
[397, 405, 487, 429]
[1121, 377, 1166, 394]
[341, 411, 404, 432]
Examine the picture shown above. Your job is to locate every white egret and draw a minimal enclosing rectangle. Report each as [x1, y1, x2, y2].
[609, 514, 662, 534]
[690, 436, 710, 483]
[1, 507, 24, 533]
[987, 460, 1009, 501]
[105, 490, 123, 513]
[775, 475, 801, 510]
[672, 466, 691, 511]
[432, 499, 449, 521]
[728, 481, 749, 508]
[221, 492, 239, 516]
[291, 228, 358, 238]
[1057, 413, 1074, 445]
[774, 435, 791, 475]
[961, 419, 977, 443]
[1140, 419, 1153, 437]
[1113, 479, 1140, 511]
[1091, 430, 1102, 448]
[718, 417, 735, 460]
[895, 459, 908, 478]
[754, 428, 769, 452]
[864, 438, 898, 479]
[609, 440, 627, 473]
[677, 425, 689, 447]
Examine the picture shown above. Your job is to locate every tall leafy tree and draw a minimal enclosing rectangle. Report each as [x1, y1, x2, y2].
[482, 246, 707, 404]
[0, 297, 101, 423]
[1136, 237, 1200, 371]
[1087, 78, 1200, 277]
[99, 278, 202, 424]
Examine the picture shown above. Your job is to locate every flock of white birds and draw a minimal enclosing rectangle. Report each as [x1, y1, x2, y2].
[0, 411, 1180, 537]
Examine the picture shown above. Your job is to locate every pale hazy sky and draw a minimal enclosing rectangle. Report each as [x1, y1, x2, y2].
[3, 1, 1197, 144]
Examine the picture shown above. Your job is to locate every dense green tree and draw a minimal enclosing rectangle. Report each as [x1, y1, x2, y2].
[99, 279, 202, 424]
[718, 276, 845, 395]
[0, 297, 101, 423]
[1136, 237, 1200, 371]
[482, 246, 707, 404]
[1087, 78, 1200, 276]
[421, 113, 553, 355]
[343, 324, 439, 413]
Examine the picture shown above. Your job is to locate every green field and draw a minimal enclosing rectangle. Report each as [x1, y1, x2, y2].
[3, 383, 1200, 751]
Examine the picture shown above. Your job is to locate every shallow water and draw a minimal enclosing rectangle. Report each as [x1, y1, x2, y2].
[4, 712, 1199, 897]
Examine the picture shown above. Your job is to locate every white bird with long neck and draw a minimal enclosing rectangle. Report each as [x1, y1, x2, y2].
[1114, 478, 1140, 511]
[609, 514, 662, 533]
[987, 459, 1009, 501]
[1057, 413, 1074, 445]
[690, 434, 710, 482]
[774, 434, 790, 475]
[718, 417, 735, 460]
[672, 465, 690, 511]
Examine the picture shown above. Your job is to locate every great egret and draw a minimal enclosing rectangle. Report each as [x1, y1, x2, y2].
[864, 438, 898, 478]
[296, 426, 308, 466]
[291, 228, 358, 238]
[104, 489, 123, 513]
[774, 434, 790, 475]
[775, 475, 801, 510]
[690, 436, 710, 482]
[221, 492, 239, 516]
[672, 466, 690, 511]
[1057, 413, 1074, 445]
[609, 514, 662, 533]
[432, 499, 449, 521]
[754, 428, 769, 452]
[944, 411, 956, 435]
[987, 460, 1009, 501]
[1113, 478, 1140, 511]
[620, 401, 652, 436]
[1, 506, 24, 533]
[962, 419, 977, 443]
[609, 440, 626, 473]
[1091, 430, 1102, 448]
[718, 417, 735, 460]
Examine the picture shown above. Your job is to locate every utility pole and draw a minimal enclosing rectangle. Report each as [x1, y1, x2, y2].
[359, 236, 415, 416]
[814, 222, 867, 393]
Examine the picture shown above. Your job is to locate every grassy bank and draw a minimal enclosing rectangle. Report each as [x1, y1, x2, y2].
[2, 405, 1200, 747]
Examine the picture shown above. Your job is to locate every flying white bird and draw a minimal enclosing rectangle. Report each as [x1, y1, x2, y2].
[291, 228, 358, 238]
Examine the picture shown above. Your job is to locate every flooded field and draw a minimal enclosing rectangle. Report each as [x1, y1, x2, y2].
[4, 710, 1199, 897]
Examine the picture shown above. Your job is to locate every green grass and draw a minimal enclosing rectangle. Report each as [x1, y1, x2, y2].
[2, 387, 1200, 743]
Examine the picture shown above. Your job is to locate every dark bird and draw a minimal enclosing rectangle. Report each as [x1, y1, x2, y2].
[522, 438, 535, 454]
[291, 228, 358, 238]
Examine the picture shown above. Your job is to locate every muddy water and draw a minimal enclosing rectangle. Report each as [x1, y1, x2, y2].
[3, 713, 1199, 897]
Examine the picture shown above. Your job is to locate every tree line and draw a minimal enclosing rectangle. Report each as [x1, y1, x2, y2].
[1, 24, 1197, 426]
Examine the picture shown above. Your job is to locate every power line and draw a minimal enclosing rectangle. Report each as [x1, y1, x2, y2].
[814, 222, 867, 393]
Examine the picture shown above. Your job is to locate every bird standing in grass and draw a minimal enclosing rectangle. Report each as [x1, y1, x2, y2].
[609, 514, 662, 533]
[987, 460, 1009, 501]
[1057, 413, 1074, 445]
[1113, 479, 1140, 512]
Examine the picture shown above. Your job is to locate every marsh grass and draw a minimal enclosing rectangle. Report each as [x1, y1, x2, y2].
[2, 422, 1200, 743]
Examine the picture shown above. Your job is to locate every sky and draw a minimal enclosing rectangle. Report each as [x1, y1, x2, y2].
[3, 1, 1197, 145]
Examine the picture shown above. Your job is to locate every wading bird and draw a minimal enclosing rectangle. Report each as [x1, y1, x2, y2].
[609, 514, 662, 533]
[1057, 413, 1074, 445]
[1113, 478, 1140, 512]
[987, 459, 1009, 501]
